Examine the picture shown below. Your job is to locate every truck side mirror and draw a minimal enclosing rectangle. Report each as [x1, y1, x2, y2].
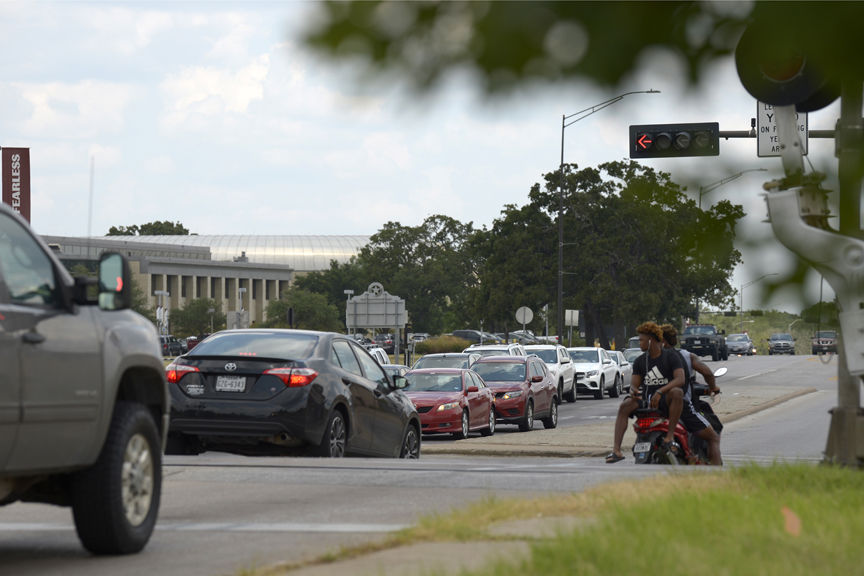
[98, 252, 131, 311]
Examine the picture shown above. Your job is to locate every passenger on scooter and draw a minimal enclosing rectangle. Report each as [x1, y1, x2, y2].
[606, 321, 687, 464]
[659, 324, 723, 465]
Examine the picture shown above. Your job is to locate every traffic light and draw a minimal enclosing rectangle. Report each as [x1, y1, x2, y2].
[629, 123, 719, 159]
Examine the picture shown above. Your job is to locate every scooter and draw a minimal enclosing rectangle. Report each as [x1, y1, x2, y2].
[631, 367, 727, 465]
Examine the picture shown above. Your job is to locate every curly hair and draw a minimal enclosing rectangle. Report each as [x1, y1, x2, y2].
[636, 321, 663, 342]
[660, 324, 678, 346]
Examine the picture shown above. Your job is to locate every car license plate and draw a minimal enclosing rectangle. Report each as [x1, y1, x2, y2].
[633, 442, 651, 453]
[216, 375, 246, 392]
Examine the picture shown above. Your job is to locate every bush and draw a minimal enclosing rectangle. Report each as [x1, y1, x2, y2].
[415, 336, 471, 354]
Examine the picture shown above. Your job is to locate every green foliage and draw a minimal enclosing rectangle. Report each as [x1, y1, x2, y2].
[415, 336, 471, 355]
[107, 221, 190, 236]
[170, 299, 225, 337]
[801, 300, 839, 326]
[265, 287, 342, 331]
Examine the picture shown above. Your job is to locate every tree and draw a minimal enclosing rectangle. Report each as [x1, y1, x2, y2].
[294, 256, 370, 327]
[107, 221, 190, 236]
[491, 161, 743, 348]
[264, 287, 342, 331]
[170, 299, 225, 337]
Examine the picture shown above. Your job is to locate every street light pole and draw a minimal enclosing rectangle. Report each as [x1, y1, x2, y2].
[740, 273, 778, 332]
[557, 89, 660, 341]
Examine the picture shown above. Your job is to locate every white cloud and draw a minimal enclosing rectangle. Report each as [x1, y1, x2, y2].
[13, 81, 133, 137]
[160, 54, 270, 128]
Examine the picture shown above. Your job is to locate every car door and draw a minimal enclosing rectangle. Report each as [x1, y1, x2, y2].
[465, 371, 489, 429]
[600, 349, 617, 388]
[0, 212, 103, 471]
[331, 339, 376, 453]
[0, 254, 21, 469]
[557, 346, 573, 390]
[528, 359, 553, 414]
[353, 341, 407, 457]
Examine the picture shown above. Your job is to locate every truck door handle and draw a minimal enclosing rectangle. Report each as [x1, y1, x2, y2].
[22, 331, 45, 344]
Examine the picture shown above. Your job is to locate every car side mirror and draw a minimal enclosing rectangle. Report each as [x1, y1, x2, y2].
[97, 252, 131, 311]
[531, 375, 544, 383]
[466, 385, 478, 393]
[391, 375, 409, 391]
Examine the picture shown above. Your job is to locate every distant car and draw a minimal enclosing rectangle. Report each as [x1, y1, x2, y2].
[374, 333, 395, 353]
[368, 347, 390, 365]
[451, 329, 503, 345]
[463, 343, 527, 358]
[622, 347, 643, 364]
[567, 347, 621, 399]
[412, 352, 481, 370]
[609, 350, 633, 393]
[811, 330, 837, 355]
[470, 355, 558, 431]
[381, 363, 410, 380]
[160, 334, 183, 357]
[352, 333, 375, 349]
[403, 368, 496, 438]
[524, 344, 576, 403]
[409, 332, 430, 343]
[185, 335, 200, 351]
[165, 329, 421, 458]
[768, 333, 796, 355]
[726, 333, 756, 355]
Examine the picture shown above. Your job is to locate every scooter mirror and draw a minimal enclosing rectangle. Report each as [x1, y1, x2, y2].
[713, 367, 728, 378]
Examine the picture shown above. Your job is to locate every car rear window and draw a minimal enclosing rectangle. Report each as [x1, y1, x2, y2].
[529, 349, 558, 363]
[414, 356, 468, 369]
[406, 373, 463, 391]
[472, 362, 526, 382]
[568, 349, 599, 363]
[188, 331, 318, 359]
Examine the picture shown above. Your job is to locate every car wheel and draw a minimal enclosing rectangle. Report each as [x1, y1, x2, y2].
[594, 378, 604, 400]
[400, 425, 421, 459]
[564, 383, 577, 403]
[480, 406, 496, 437]
[70, 402, 161, 555]
[453, 410, 469, 439]
[315, 410, 347, 457]
[518, 400, 534, 432]
[542, 399, 558, 429]
[557, 380, 564, 405]
[609, 375, 621, 398]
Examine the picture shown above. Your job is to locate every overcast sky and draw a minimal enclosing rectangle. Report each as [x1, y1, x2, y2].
[0, 1, 842, 312]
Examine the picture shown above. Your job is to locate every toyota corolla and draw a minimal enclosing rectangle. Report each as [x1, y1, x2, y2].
[165, 329, 421, 458]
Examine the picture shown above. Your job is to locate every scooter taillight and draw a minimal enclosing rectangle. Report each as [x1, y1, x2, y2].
[635, 417, 664, 430]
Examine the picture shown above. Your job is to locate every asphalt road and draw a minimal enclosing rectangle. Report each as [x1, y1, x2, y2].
[0, 354, 842, 576]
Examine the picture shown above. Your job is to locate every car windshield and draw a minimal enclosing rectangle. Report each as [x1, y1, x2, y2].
[771, 333, 793, 341]
[414, 356, 469, 369]
[530, 349, 558, 363]
[472, 348, 509, 357]
[188, 331, 318, 359]
[623, 349, 641, 362]
[684, 326, 716, 335]
[405, 373, 463, 392]
[815, 331, 836, 338]
[471, 362, 526, 382]
[727, 334, 750, 342]
[568, 349, 599, 363]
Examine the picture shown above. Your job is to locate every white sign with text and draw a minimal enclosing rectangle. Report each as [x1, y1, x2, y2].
[757, 101, 808, 157]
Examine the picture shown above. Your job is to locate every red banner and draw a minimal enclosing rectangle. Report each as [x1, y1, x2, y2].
[2, 148, 31, 223]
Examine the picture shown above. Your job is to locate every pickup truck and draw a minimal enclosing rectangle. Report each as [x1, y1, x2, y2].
[0, 203, 169, 555]
[681, 324, 728, 361]
[811, 330, 837, 355]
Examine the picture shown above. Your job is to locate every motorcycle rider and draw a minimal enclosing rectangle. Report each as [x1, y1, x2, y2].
[659, 324, 723, 465]
[606, 321, 688, 463]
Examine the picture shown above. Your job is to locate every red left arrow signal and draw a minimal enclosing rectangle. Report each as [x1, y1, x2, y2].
[637, 134, 652, 149]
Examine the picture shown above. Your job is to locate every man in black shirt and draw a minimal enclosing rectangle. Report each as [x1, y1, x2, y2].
[606, 321, 687, 463]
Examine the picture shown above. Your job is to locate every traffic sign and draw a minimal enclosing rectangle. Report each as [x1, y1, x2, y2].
[757, 101, 808, 157]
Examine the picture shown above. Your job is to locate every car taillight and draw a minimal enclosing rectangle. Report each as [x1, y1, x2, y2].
[264, 367, 318, 387]
[166, 363, 199, 384]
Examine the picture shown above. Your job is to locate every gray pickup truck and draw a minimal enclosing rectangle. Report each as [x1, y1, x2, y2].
[0, 203, 169, 555]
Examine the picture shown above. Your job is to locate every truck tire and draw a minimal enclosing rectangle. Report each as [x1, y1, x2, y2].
[711, 347, 719, 362]
[71, 401, 162, 555]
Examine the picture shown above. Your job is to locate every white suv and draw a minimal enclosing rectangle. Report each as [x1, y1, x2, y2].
[463, 343, 526, 358]
[524, 344, 576, 403]
[566, 347, 621, 399]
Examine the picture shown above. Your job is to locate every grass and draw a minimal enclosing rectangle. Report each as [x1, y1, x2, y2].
[253, 463, 864, 575]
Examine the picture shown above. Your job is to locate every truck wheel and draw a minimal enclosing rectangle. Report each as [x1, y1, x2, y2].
[71, 402, 161, 555]
[711, 348, 719, 362]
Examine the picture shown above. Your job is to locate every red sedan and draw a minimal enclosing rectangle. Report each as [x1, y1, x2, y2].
[403, 368, 496, 438]
[470, 355, 558, 432]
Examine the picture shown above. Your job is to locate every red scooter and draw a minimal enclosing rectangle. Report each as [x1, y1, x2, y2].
[631, 367, 726, 465]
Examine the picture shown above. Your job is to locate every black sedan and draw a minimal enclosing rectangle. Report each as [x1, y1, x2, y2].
[164, 329, 421, 458]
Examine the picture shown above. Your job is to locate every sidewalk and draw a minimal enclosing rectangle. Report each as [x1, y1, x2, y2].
[281, 384, 817, 576]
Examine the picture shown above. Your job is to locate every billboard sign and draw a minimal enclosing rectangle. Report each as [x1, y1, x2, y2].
[2, 148, 31, 223]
